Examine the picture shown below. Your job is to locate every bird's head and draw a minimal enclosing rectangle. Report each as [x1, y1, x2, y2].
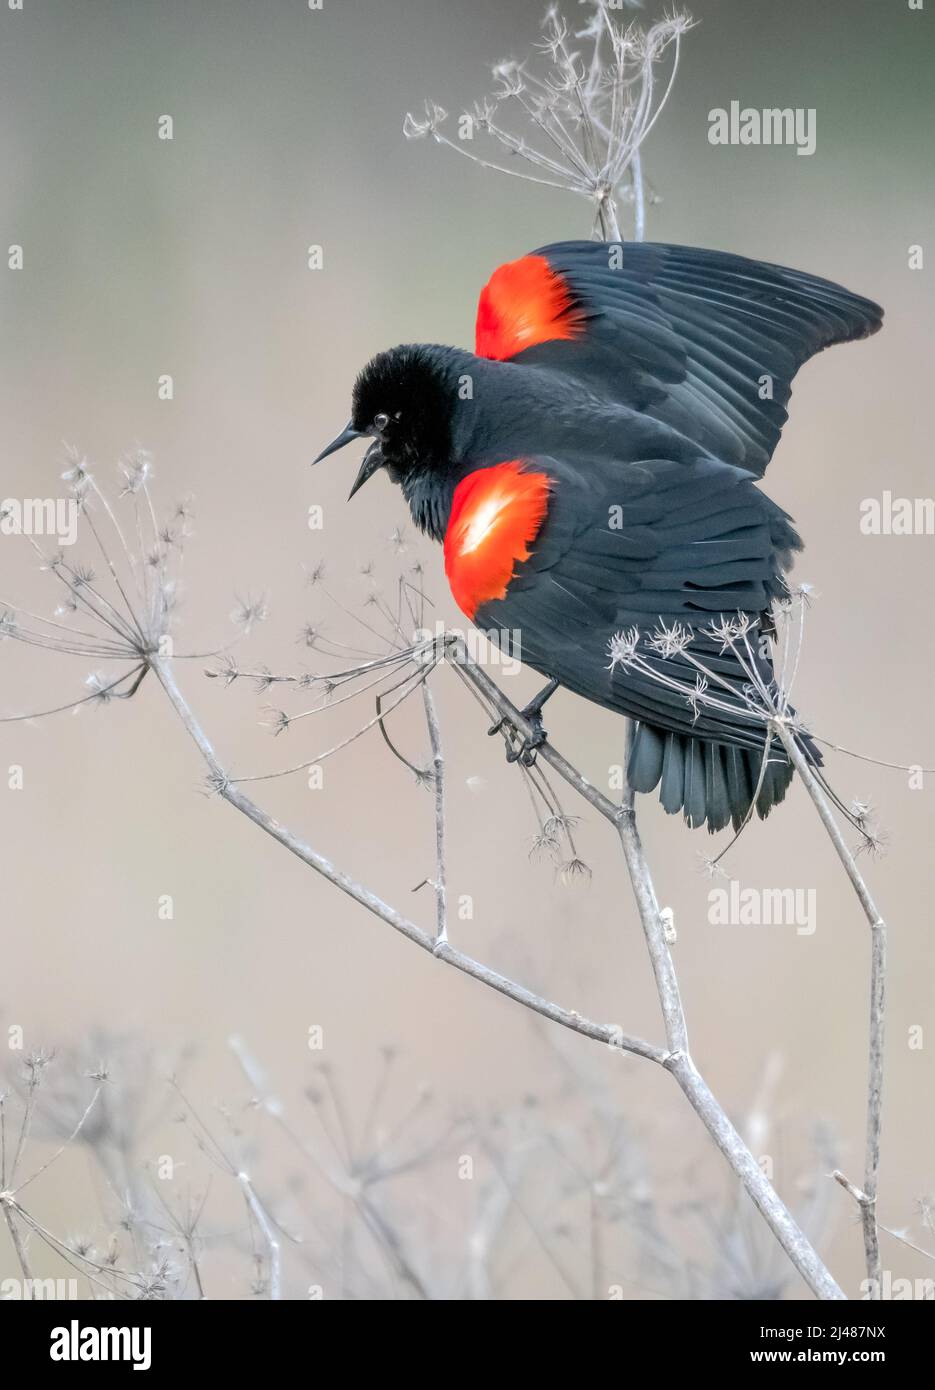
[314, 344, 462, 501]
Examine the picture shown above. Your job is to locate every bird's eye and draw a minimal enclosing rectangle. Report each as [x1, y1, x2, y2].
[373, 412, 390, 432]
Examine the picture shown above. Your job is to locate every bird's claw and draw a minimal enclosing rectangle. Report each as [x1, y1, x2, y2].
[488, 712, 548, 768]
[507, 733, 545, 767]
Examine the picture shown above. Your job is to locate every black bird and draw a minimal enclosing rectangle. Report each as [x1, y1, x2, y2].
[315, 241, 882, 831]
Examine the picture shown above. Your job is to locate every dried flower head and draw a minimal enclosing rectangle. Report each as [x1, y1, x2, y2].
[405, 2, 693, 239]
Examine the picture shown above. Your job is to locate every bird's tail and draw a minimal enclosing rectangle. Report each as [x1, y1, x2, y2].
[626, 723, 823, 833]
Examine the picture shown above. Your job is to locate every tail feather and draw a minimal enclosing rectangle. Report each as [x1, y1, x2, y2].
[684, 740, 707, 828]
[659, 731, 684, 816]
[628, 723, 821, 833]
[724, 744, 752, 819]
[704, 742, 731, 832]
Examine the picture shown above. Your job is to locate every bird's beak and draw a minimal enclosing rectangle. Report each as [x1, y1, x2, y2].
[312, 422, 364, 465]
[347, 440, 385, 500]
[313, 423, 386, 501]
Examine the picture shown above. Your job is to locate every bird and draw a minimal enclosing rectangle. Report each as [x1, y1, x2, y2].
[314, 240, 882, 832]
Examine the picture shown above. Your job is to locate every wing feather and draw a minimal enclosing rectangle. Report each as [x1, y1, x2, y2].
[473, 450, 794, 751]
[475, 240, 882, 476]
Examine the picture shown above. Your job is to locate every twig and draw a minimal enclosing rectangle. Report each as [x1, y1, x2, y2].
[228, 1036, 431, 1298]
[150, 654, 663, 1066]
[619, 723, 686, 1052]
[405, 6, 691, 240]
[775, 720, 886, 1298]
[607, 604, 889, 1297]
[238, 1171, 281, 1301]
[446, 637, 844, 1301]
[631, 148, 646, 242]
[13, 1086, 102, 1195]
[147, 639, 843, 1299]
[421, 682, 447, 946]
[12, 469, 846, 1300]
[1, 1200, 34, 1284]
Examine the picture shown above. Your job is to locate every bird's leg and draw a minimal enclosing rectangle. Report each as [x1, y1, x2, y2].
[488, 677, 559, 768]
[518, 676, 560, 727]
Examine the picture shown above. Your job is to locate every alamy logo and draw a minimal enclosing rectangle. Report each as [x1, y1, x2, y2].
[414, 622, 522, 676]
[708, 881, 817, 936]
[860, 491, 935, 535]
[708, 101, 817, 156]
[860, 1272, 935, 1301]
[1, 497, 79, 546]
[49, 1320, 151, 1371]
[1, 1276, 78, 1300]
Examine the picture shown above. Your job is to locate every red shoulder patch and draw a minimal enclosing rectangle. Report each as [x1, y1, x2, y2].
[444, 462, 552, 620]
[475, 255, 585, 361]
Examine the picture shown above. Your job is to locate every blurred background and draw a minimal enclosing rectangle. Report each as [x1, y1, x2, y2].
[0, 0, 932, 1299]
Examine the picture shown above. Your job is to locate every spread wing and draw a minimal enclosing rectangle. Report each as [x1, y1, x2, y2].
[475, 241, 882, 477]
[466, 450, 796, 753]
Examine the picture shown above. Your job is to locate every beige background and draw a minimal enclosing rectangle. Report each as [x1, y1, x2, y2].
[0, 0, 932, 1298]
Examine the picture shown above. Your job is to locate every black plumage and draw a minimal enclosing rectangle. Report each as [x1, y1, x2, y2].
[317, 240, 883, 831]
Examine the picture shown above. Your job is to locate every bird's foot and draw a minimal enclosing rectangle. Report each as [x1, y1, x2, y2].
[488, 703, 549, 768]
[487, 679, 558, 768]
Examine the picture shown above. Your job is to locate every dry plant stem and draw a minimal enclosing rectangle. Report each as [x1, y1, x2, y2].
[405, 8, 689, 241]
[149, 655, 662, 1065]
[597, 194, 621, 244]
[631, 149, 646, 243]
[421, 681, 448, 945]
[448, 640, 844, 1301]
[773, 719, 886, 1298]
[149, 649, 841, 1299]
[1, 1203, 34, 1283]
[356, 1200, 431, 1300]
[619, 724, 686, 1053]
[238, 1172, 281, 1301]
[228, 1037, 430, 1298]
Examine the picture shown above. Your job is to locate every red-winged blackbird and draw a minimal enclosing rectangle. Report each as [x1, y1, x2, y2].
[315, 241, 882, 832]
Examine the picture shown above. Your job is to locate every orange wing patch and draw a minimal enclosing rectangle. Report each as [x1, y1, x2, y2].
[475, 255, 586, 361]
[444, 462, 552, 620]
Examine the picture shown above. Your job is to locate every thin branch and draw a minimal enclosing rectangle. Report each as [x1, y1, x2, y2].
[149, 654, 664, 1066]
[775, 719, 886, 1298]
[239, 1171, 281, 1301]
[631, 147, 646, 242]
[421, 680, 448, 947]
[446, 637, 844, 1301]
[151, 635, 843, 1299]
[1, 1202, 34, 1283]
[13, 1086, 102, 1195]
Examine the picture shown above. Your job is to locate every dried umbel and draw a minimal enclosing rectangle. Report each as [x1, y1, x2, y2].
[405, 2, 693, 239]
